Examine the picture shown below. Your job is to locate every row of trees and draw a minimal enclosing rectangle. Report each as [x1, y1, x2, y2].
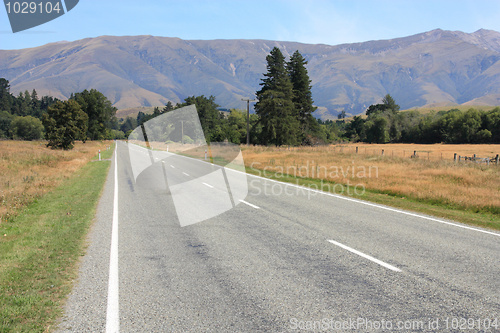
[119, 96, 261, 145]
[345, 95, 500, 144]
[0, 78, 120, 148]
[0, 78, 59, 140]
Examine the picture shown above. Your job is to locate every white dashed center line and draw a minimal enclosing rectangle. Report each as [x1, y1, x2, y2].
[239, 200, 260, 209]
[327, 240, 402, 272]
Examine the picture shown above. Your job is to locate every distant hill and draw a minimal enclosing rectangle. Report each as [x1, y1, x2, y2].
[402, 104, 499, 114]
[1, 29, 500, 119]
[115, 106, 156, 119]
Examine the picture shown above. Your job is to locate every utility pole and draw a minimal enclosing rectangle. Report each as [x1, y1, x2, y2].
[241, 98, 256, 145]
[181, 120, 184, 144]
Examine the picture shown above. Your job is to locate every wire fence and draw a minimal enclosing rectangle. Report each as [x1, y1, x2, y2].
[265, 145, 500, 166]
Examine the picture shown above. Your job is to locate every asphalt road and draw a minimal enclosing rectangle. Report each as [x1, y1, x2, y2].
[57, 141, 500, 332]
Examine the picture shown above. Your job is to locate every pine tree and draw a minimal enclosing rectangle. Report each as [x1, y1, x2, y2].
[0, 78, 12, 112]
[30, 89, 41, 118]
[163, 101, 174, 113]
[382, 94, 400, 112]
[287, 50, 319, 143]
[255, 47, 299, 146]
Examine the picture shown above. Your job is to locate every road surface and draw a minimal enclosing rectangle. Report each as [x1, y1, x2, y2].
[57, 141, 500, 332]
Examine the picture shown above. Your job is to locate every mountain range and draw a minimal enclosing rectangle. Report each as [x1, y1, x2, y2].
[1, 29, 500, 119]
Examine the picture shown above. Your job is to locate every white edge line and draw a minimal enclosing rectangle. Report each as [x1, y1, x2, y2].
[328, 240, 402, 272]
[239, 199, 260, 209]
[106, 143, 119, 333]
[131, 144, 500, 238]
[202, 182, 214, 188]
[243, 173, 500, 238]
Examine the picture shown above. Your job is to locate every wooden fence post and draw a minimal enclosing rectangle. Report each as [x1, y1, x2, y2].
[414, 150, 417, 158]
[356, 147, 358, 154]
[382, 149, 384, 156]
[496, 154, 499, 165]
[454, 153, 457, 162]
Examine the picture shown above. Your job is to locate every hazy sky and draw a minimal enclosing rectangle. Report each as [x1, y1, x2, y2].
[1, 0, 500, 50]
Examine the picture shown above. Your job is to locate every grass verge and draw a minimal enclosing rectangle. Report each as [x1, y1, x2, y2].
[244, 167, 500, 232]
[0, 145, 113, 332]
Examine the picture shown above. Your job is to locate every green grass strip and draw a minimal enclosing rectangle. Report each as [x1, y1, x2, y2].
[245, 167, 500, 232]
[0, 147, 113, 332]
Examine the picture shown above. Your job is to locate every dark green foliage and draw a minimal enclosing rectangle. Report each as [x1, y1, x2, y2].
[120, 116, 138, 135]
[39, 95, 59, 112]
[475, 129, 492, 143]
[345, 116, 366, 141]
[225, 109, 247, 144]
[109, 129, 126, 140]
[344, 97, 500, 144]
[179, 95, 227, 142]
[72, 89, 117, 140]
[366, 94, 400, 117]
[255, 47, 300, 146]
[365, 103, 387, 117]
[317, 119, 345, 143]
[382, 94, 400, 112]
[365, 116, 389, 143]
[0, 77, 125, 142]
[136, 111, 147, 125]
[0, 78, 60, 137]
[0, 111, 14, 138]
[0, 78, 12, 112]
[30, 89, 42, 118]
[287, 50, 319, 142]
[10, 116, 44, 141]
[482, 107, 500, 142]
[163, 101, 174, 113]
[43, 100, 88, 150]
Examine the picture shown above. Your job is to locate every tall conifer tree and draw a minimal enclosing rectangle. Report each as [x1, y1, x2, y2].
[287, 50, 319, 142]
[255, 47, 299, 146]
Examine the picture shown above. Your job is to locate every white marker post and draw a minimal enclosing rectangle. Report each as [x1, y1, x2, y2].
[99, 150, 101, 161]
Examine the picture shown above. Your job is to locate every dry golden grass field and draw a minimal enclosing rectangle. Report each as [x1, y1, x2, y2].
[0, 141, 112, 224]
[241, 143, 500, 216]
